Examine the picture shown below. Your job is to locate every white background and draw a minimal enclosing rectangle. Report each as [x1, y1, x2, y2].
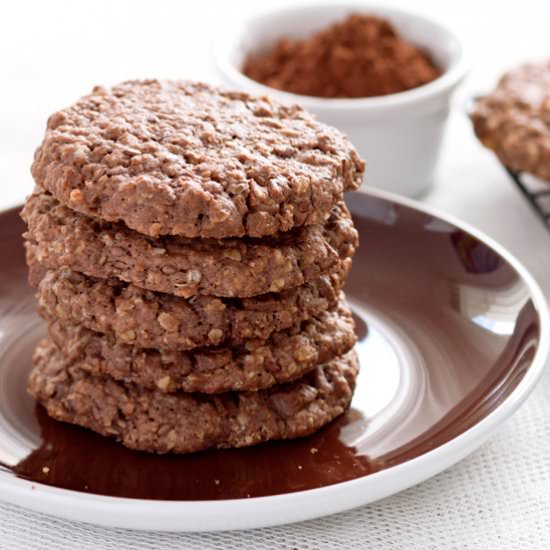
[1, 0, 550, 547]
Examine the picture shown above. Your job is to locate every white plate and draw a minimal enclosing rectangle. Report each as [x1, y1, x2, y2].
[0, 189, 548, 531]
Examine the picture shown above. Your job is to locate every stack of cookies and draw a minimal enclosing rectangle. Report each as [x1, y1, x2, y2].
[21, 80, 364, 454]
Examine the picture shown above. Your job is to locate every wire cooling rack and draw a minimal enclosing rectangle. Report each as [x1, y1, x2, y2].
[503, 167, 550, 229]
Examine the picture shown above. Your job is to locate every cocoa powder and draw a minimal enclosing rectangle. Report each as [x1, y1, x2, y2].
[242, 14, 441, 98]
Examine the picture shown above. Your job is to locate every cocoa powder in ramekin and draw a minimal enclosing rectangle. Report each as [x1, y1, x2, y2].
[242, 14, 441, 99]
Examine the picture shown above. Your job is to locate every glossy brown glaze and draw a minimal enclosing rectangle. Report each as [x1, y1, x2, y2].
[0, 192, 540, 500]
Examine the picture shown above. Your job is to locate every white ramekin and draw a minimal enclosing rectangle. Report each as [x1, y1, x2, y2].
[212, 3, 469, 197]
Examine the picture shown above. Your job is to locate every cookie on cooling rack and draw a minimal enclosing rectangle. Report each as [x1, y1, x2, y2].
[471, 60, 550, 181]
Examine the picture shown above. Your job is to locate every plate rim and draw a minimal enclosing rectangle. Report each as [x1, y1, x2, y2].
[1, 188, 548, 532]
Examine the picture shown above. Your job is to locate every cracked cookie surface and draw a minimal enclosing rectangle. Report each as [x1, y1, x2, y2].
[31, 79, 364, 239]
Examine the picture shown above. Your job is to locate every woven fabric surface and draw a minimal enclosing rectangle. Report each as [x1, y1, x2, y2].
[0, 365, 549, 550]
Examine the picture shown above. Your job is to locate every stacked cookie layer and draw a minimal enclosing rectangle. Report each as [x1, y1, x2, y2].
[21, 80, 364, 454]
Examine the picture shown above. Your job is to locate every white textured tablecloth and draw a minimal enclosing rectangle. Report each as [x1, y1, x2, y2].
[2, 0, 550, 547]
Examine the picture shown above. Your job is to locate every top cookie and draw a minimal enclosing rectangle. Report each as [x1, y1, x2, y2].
[32, 80, 365, 238]
[471, 61, 550, 181]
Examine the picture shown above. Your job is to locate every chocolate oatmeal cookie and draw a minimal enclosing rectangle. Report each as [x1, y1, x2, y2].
[29, 344, 358, 455]
[46, 300, 357, 394]
[471, 61, 550, 180]
[31, 80, 364, 239]
[31, 261, 347, 350]
[22, 191, 357, 298]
